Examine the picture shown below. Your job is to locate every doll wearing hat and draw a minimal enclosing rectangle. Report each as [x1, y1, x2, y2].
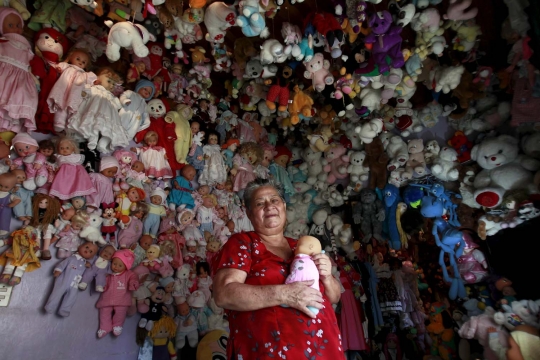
[96, 249, 140, 338]
[0, 8, 38, 133]
[143, 188, 168, 238]
[10, 133, 49, 191]
[119, 79, 156, 140]
[86, 156, 118, 212]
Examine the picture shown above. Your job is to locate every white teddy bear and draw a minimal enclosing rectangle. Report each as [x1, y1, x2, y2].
[300, 147, 325, 185]
[358, 86, 382, 112]
[347, 150, 369, 183]
[386, 135, 409, 171]
[424, 139, 441, 165]
[79, 213, 106, 246]
[105, 21, 156, 62]
[431, 146, 460, 181]
[429, 65, 465, 93]
[355, 118, 384, 144]
[389, 168, 408, 187]
[285, 218, 309, 238]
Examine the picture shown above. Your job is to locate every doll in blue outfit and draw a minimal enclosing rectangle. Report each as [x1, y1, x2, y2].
[168, 165, 196, 211]
[144, 188, 167, 238]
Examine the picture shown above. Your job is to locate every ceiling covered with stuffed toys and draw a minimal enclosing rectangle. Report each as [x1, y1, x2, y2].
[1, 0, 540, 358]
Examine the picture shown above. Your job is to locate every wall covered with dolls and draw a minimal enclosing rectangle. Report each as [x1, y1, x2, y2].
[1, 0, 540, 359]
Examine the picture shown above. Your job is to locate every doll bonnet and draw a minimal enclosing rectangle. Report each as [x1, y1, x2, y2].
[112, 249, 135, 269]
[150, 188, 168, 205]
[186, 239, 197, 247]
[511, 330, 540, 358]
[159, 276, 175, 288]
[135, 79, 155, 101]
[12, 132, 38, 147]
[275, 145, 292, 160]
[158, 213, 177, 234]
[0, 8, 23, 35]
[99, 156, 120, 172]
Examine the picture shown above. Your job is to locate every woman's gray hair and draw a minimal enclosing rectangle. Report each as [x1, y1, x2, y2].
[243, 178, 285, 211]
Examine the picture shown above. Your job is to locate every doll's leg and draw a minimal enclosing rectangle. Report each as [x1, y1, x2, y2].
[98, 307, 114, 337]
[9, 263, 28, 286]
[35, 165, 48, 187]
[44, 279, 67, 314]
[96, 137, 111, 154]
[111, 306, 128, 335]
[176, 332, 187, 349]
[53, 110, 69, 133]
[187, 329, 199, 347]
[57, 249, 71, 259]
[0, 260, 16, 284]
[278, 88, 289, 112]
[58, 285, 80, 317]
[23, 166, 37, 191]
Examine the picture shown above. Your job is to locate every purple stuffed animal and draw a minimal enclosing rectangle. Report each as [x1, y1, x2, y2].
[364, 11, 405, 73]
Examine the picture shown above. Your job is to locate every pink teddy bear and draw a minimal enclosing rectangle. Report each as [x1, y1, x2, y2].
[303, 53, 334, 92]
[321, 144, 350, 184]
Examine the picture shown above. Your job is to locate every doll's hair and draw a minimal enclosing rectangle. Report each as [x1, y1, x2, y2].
[204, 130, 220, 145]
[238, 142, 264, 166]
[128, 187, 146, 201]
[148, 316, 177, 338]
[38, 139, 56, 161]
[30, 194, 61, 228]
[196, 261, 210, 275]
[159, 240, 176, 258]
[143, 131, 159, 145]
[202, 194, 218, 207]
[131, 202, 149, 218]
[65, 47, 92, 68]
[70, 212, 89, 228]
[96, 67, 122, 84]
[56, 136, 80, 154]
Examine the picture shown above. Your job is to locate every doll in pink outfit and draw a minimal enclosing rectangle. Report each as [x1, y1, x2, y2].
[47, 48, 97, 133]
[117, 202, 148, 249]
[192, 185, 209, 212]
[10, 133, 48, 191]
[112, 149, 136, 192]
[49, 137, 96, 200]
[55, 212, 88, 259]
[285, 235, 322, 316]
[141, 244, 163, 274]
[86, 156, 118, 212]
[35, 139, 56, 195]
[231, 142, 263, 197]
[158, 212, 186, 269]
[0, 8, 38, 133]
[96, 249, 139, 338]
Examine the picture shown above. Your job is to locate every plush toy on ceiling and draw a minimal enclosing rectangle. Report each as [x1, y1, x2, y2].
[236, 0, 270, 38]
[364, 11, 405, 74]
[304, 12, 345, 58]
[443, 0, 478, 21]
[105, 21, 157, 62]
[388, 0, 416, 27]
[303, 53, 334, 92]
[204, 1, 237, 44]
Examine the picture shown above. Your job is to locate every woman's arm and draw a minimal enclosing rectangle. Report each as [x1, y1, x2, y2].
[213, 268, 325, 319]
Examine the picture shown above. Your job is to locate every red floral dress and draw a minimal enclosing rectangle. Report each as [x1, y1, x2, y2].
[212, 232, 345, 360]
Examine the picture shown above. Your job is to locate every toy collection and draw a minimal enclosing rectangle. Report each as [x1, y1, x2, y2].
[1, 0, 540, 358]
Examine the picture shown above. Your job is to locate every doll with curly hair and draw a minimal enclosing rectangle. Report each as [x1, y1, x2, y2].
[230, 142, 264, 197]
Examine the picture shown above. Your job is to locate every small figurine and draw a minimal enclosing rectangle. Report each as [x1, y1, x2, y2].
[78, 244, 115, 292]
[144, 188, 168, 238]
[100, 202, 118, 245]
[221, 138, 240, 170]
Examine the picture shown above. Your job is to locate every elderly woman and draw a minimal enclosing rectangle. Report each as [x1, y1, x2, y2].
[212, 178, 344, 359]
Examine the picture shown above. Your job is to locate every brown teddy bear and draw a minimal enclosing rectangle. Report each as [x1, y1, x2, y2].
[363, 137, 389, 189]
[234, 38, 258, 70]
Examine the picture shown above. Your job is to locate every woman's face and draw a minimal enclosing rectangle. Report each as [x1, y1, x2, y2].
[248, 186, 286, 234]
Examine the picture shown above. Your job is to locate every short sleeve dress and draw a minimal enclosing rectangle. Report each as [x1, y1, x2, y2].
[212, 232, 345, 360]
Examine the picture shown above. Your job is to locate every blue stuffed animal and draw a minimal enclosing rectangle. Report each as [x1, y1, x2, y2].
[236, 0, 269, 38]
[383, 184, 402, 250]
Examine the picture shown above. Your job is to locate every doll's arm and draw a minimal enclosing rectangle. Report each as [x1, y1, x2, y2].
[375, 199, 386, 222]
[53, 257, 71, 276]
[119, 91, 132, 106]
[8, 194, 21, 208]
[472, 249, 487, 268]
[127, 272, 140, 291]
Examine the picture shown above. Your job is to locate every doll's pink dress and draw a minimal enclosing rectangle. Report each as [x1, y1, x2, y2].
[134, 146, 172, 179]
[232, 154, 256, 192]
[0, 33, 38, 132]
[47, 63, 97, 132]
[49, 154, 96, 200]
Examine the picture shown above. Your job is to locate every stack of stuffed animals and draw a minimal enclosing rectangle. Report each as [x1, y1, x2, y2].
[1, 0, 540, 358]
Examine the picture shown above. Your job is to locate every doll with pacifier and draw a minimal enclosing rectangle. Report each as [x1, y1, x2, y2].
[119, 79, 155, 140]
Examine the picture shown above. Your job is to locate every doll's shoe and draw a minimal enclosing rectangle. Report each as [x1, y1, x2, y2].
[138, 318, 148, 328]
[96, 285, 104, 292]
[0, 275, 11, 284]
[41, 250, 51, 260]
[8, 276, 21, 286]
[97, 329, 108, 339]
[78, 282, 88, 290]
[113, 327, 123, 336]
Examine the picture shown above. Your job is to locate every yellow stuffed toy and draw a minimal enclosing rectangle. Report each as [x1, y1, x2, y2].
[289, 86, 314, 125]
[164, 106, 193, 165]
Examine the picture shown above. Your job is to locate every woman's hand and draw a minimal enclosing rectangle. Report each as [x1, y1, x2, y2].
[283, 280, 324, 319]
[312, 253, 332, 280]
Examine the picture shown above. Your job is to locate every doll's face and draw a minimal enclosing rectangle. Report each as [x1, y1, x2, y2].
[178, 302, 190, 316]
[102, 208, 115, 219]
[187, 245, 196, 252]
[190, 122, 200, 135]
[217, 207, 226, 219]
[262, 150, 273, 167]
[180, 212, 193, 225]
[163, 282, 174, 293]
[100, 245, 115, 260]
[226, 220, 235, 233]
[78, 242, 98, 259]
[39, 147, 54, 158]
[35, 32, 64, 57]
[140, 235, 153, 250]
[207, 241, 220, 253]
[296, 236, 322, 256]
[12, 169, 26, 184]
[131, 161, 145, 173]
[58, 141, 75, 156]
[208, 134, 218, 145]
[172, 64, 183, 74]
[2, 13, 23, 35]
[127, 188, 141, 202]
[215, 182, 225, 190]
[199, 100, 209, 111]
[198, 266, 208, 278]
[152, 288, 165, 303]
[39, 198, 49, 209]
[111, 258, 127, 273]
[228, 143, 238, 152]
[97, 73, 115, 92]
[71, 221, 84, 231]
[120, 154, 133, 164]
[146, 137, 158, 146]
[150, 195, 162, 205]
[181, 165, 196, 182]
[101, 166, 118, 178]
[14, 142, 38, 157]
[198, 185, 210, 196]
[147, 246, 160, 260]
[68, 51, 90, 69]
[134, 210, 144, 219]
[0, 174, 16, 192]
[71, 198, 85, 210]
[225, 181, 233, 191]
[138, 86, 153, 99]
[245, 150, 258, 164]
[202, 197, 215, 209]
[275, 154, 289, 168]
[135, 62, 146, 73]
[61, 207, 75, 220]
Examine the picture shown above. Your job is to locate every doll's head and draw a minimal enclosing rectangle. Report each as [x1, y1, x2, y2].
[206, 130, 219, 145]
[139, 235, 154, 250]
[95, 67, 121, 92]
[71, 196, 86, 210]
[11, 169, 25, 185]
[190, 120, 201, 135]
[217, 206, 227, 219]
[215, 182, 225, 190]
[202, 194, 217, 209]
[221, 138, 240, 152]
[38, 139, 56, 161]
[0, 8, 23, 35]
[149, 316, 177, 340]
[131, 161, 145, 174]
[159, 240, 176, 259]
[100, 245, 115, 261]
[65, 48, 91, 70]
[133, 61, 146, 74]
[127, 187, 146, 202]
[196, 261, 210, 278]
[151, 286, 166, 304]
[30, 194, 61, 228]
[197, 185, 210, 196]
[113, 149, 135, 167]
[0, 172, 17, 193]
[159, 277, 175, 293]
[507, 325, 540, 360]
[112, 249, 135, 273]
[186, 240, 197, 253]
[57, 137, 79, 156]
[12, 133, 39, 158]
[199, 99, 209, 111]
[131, 202, 149, 220]
[134, 79, 155, 101]
[260, 143, 276, 167]
[239, 142, 264, 165]
[274, 146, 292, 168]
[172, 63, 183, 75]
[144, 131, 159, 147]
[177, 208, 195, 227]
[101, 205, 116, 220]
[60, 206, 76, 221]
[181, 165, 196, 182]
[177, 301, 190, 316]
[70, 212, 89, 231]
[77, 241, 98, 260]
[146, 244, 161, 261]
[296, 236, 322, 256]
[99, 156, 119, 178]
[206, 237, 221, 253]
[150, 188, 167, 206]
[226, 220, 235, 233]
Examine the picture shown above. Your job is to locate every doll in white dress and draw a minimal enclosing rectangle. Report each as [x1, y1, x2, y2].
[198, 131, 227, 186]
[131, 131, 173, 180]
[118, 79, 154, 140]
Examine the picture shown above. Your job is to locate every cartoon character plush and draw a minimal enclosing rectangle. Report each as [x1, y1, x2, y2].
[431, 147, 460, 181]
[243, 58, 278, 79]
[355, 118, 384, 144]
[403, 139, 426, 179]
[105, 21, 157, 62]
[304, 12, 345, 58]
[79, 213, 106, 246]
[424, 140, 441, 165]
[289, 86, 314, 125]
[389, 1, 415, 27]
[260, 39, 287, 65]
[364, 11, 405, 73]
[236, 0, 270, 38]
[471, 135, 540, 208]
[204, 1, 237, 44]
[303, 53, 334, 92]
